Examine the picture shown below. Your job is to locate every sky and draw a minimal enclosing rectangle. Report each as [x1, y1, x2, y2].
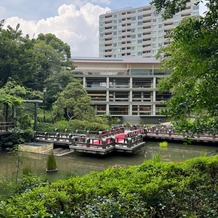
[0, 0, 208, 57]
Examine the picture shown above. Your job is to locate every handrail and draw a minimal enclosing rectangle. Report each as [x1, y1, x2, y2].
[0, 122, 15, 132]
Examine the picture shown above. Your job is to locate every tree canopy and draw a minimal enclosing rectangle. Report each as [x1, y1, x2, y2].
[53, 80, 96, 121]
[0, 79, 26, 107]
[151, 0, 218, 132]
[0, 21, 37, 88]
[0, 20, 73, 92]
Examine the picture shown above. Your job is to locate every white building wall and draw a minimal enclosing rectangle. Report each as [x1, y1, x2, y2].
[72, 57, 170, 123]
[99, 0, 199, 58]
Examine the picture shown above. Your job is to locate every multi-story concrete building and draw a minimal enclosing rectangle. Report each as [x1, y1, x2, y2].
[99, 1, 199, 58]
[72, 57, 170, 123]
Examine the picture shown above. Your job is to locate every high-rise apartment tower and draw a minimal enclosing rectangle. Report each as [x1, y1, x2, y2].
[99, 1, 199, 58]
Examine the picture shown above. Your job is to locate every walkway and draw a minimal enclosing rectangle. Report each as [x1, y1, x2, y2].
[34, 127, 145, 155]
[145, 127, 218, 144]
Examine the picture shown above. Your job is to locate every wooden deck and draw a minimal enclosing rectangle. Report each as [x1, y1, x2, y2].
[144, 128, 218, 144]
[34, 128, 145, 155]
[34, 126, 217, 155]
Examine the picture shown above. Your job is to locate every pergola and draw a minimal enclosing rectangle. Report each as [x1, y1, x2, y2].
[23, 100, 43, 130]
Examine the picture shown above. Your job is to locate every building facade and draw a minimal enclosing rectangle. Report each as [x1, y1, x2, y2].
[72, 57, 170, 123]
[99, 1, 199, 58]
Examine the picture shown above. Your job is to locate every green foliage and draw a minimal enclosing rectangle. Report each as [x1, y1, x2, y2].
[52, 80, 96, 122]
[0, 22, 37, 88]
[0, 128, 34, 149]
[0, 155, 217, 217]
[46, 152, 57, 171]
[36, 119, 110, 133]
[45, 70, 76, 107]
[0, 178, 16, 201]
[53, 120, 69, 132]
[0, 79, 25, 107]
[0, 20, 74, 96]
[151, 0, 201, 19]
[104, 114, 123, 127]
[151, 153, 162, 163]
[16, 174, 49, 194]
[36, 122, 56, 132]
[154, 1, 218, 133]
[69, 119, 109, 132]
[159, 141, 168, 147]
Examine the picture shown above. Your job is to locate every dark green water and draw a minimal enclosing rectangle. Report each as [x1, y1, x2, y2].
[0, 141, 216, 181]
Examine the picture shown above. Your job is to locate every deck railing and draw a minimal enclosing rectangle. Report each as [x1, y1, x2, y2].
[0, 122, 15, 132]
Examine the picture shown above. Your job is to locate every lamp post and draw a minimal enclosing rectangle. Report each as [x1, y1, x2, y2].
[43, 88, 47, 122]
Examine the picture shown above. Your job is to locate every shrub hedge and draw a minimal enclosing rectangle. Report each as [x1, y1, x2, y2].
[0, 155, 217, 217]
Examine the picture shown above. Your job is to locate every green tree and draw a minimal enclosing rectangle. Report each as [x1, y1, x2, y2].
[151, 0, 218, 132]
[36, 33, 71, 59]
[0, 79, 27, 126]
[0, 21, 37, 88]
[0, 21, 73, 93]
[44, 70, 76, 108]
[25, 33, 73, 91]
[53, 80, 95, 121]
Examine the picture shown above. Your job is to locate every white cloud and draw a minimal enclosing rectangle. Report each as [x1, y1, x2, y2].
[4, 3, 110, 57]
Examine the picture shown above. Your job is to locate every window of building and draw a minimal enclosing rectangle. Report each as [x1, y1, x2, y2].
[131, 69, 152, 76]
[109, 105, 129, 115]
[138, 15, 143, 20]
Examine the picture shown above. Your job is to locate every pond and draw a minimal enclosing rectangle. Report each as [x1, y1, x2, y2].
[0, 141, 216, 182]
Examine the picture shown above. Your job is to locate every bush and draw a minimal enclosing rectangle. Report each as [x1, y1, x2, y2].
[0, 127, 34, 149]
[69, 119, 109, 132]
[36, 119, 109, 133]
[36, 122, 56, 132]
[46, 152, 57, 171]
[0, 155, 217, 217]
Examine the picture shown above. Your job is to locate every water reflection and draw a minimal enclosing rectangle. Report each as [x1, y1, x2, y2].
[0, 141, 216, 181]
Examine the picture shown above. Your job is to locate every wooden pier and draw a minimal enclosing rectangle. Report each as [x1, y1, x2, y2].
[34, 127, 145, 155]
[144, 127, 218, 144]
[34, 126, 218, 155]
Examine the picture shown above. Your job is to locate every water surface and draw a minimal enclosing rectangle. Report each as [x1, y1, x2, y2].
[0, 141, 216, 181]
